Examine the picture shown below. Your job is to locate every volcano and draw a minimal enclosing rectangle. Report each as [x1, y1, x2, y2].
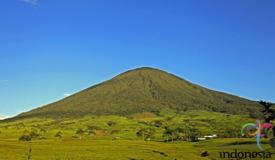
[14, 67, 260, 119]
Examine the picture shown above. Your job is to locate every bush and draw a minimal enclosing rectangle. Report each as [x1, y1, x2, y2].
[55, 131, 62, 139]
[136, 128, 155, 141]
[29, 131, 40, 139]
[72, 135, 79, 139]
[19, 130, 41, 141]
[75, 129, 86, 139]
[86, 125, 101, 135]
[19, 134, 32, 141]
[76, 128, 85, 135]
[107, 121, 116, 127]
[110, 130, 119, 135]
[151, 120, 163, 127]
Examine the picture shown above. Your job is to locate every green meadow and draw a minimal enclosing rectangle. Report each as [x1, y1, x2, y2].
[1, 110, 273, 160]
[0, 138, 271, 160]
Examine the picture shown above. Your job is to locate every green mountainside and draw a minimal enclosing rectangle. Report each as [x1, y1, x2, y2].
[14, 67, 260, 119]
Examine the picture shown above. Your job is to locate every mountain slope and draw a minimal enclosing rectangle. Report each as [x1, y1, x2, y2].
[14, 67, 260, 119]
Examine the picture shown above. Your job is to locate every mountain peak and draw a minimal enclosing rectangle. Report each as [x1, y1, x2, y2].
[113, 67, 179, 81]
[130, 67, 160, 71]
[13, 67, 260, 120]
[117, 67, 168, 76]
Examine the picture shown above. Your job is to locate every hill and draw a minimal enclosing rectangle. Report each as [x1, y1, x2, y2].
[13, 67, 260, 119]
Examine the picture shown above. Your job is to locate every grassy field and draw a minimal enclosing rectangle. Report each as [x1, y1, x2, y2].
[0, 138, 273, 160]
[0, 110, 274, 159]
[0, 110, 252, 140]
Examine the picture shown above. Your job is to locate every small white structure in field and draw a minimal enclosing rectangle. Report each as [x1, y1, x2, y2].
[198, 137, 206, 141]
[198, 134, 218, 141]
[204, 134, 218, 139]
[212, 134, 218, 138]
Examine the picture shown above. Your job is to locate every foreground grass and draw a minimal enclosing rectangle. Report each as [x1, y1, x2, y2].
[0, 139, 203, 160]
[0, 138, 273, 160]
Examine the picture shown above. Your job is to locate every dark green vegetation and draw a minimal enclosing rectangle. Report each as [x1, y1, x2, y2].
[12, 67, 260, 120]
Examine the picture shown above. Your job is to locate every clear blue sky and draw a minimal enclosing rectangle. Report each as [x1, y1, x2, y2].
[0, 0, 274, 116]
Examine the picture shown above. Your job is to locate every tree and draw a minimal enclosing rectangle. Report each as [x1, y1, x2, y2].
[259, 101, 275, 139]
[163, 127, 178, 142]
[185, 127, 200, 142]
[177, 123, 201, 142]
[259, 101, 275, 122]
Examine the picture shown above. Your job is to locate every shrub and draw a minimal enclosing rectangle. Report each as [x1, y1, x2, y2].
[107, 121, 116, 127]
[75, 129, 85, 139]
[110, 130, 119, 135]
[86, 125, 100, 135]
[55, 131, 62, 139]
[19, 134, 32, 141]
[29, 131, 40, 139]
[136, 128, 155, 141]
[151, 120, 163, 127]
[76, 128, 85, 135]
